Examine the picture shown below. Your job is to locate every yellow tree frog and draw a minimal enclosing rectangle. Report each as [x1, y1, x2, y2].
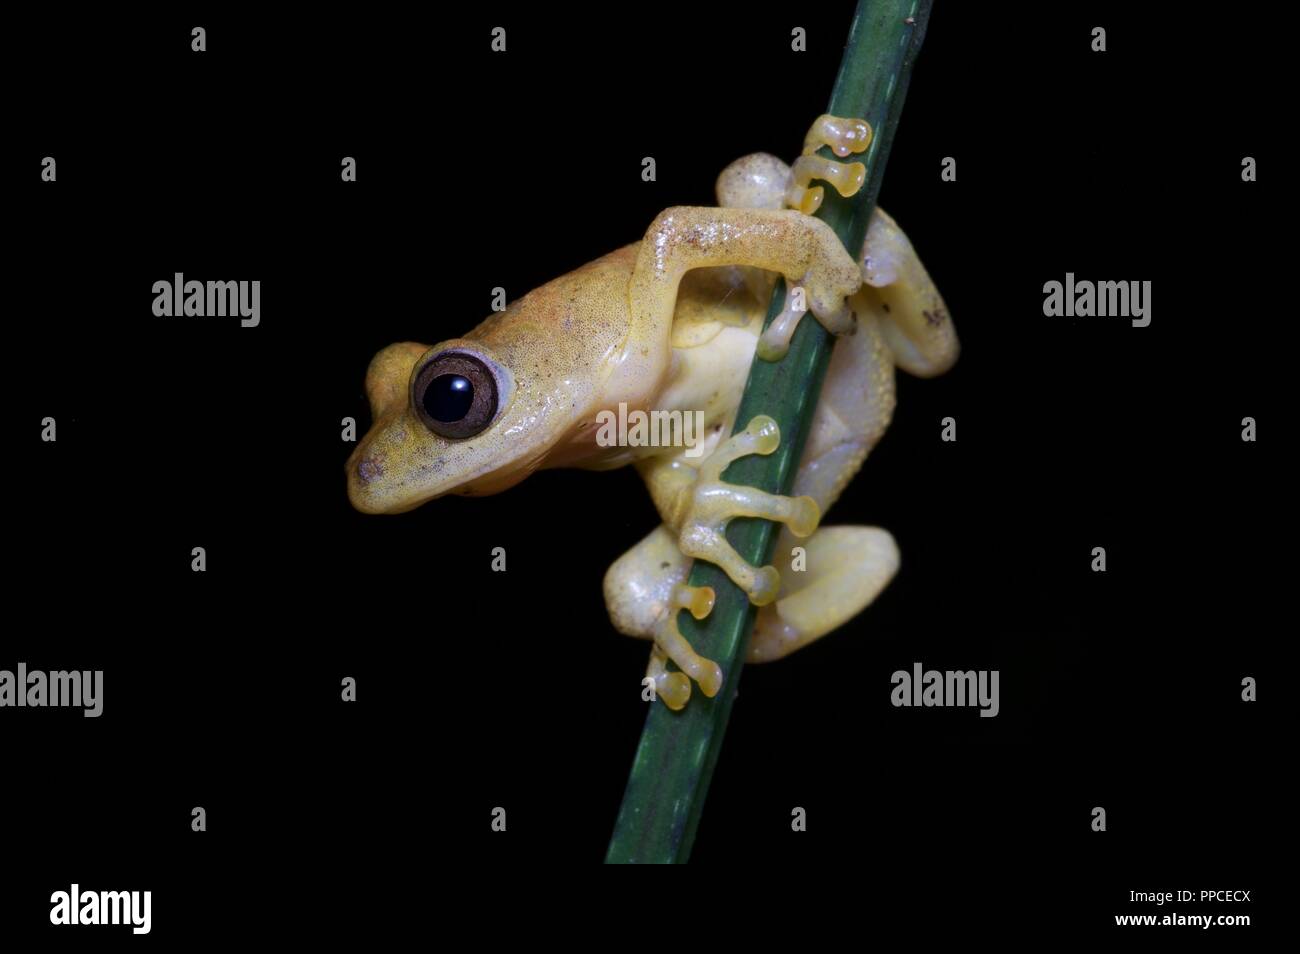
[346, 115, 958, 709]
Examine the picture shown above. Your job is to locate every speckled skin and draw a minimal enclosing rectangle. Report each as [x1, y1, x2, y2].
[347, 116, 957, 708]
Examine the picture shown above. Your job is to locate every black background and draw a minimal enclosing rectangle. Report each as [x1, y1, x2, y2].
[6, 1, 1281, 941]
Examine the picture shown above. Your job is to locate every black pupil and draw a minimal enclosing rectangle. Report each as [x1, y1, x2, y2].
[424, 373, 474, 422]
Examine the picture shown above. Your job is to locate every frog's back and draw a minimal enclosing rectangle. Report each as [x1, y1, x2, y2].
[464, 244, 641, 356]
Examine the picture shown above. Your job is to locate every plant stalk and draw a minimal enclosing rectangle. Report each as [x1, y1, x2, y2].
[606, 0, 933, 864]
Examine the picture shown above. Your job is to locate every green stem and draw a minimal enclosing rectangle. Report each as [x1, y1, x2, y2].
[606, 0, 932, 864]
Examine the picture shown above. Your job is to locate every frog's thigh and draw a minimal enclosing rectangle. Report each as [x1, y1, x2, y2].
[750, 525, 898, 662]
[604, 524, 689, 641]
[791, 306, 897, 514]
[745, 312, 901, 661]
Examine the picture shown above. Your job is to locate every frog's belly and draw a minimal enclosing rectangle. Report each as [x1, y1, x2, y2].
[655, 322, 760, 433]
[556, 321, 759, 472]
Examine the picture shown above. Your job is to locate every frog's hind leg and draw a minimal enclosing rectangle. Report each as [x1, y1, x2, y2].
[749, 302, 903, 661]
[729, 208, 954, 664]
[857, 208, 959, 377]
[605, 520, 899, 682]
[604, 416, 824, 709]
[749, 526, 898, 662]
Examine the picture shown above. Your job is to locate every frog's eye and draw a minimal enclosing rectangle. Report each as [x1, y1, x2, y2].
[412, 351, 500, 439]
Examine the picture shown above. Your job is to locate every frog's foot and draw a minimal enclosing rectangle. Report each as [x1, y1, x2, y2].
[749, 525, 899, 662]
[755, 286, 815, 361]
[749, 117, 872, 361]
[756, 230, 862, 363]
[677, 415, 819, 607]
[802, 114, 874, 158]
[647, 584, 720, 709]
[784, 115, 872, 215]
[604, 524, 722, 709]
[756, 278, 858, 362]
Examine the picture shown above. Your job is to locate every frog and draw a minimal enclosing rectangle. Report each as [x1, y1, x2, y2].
[346, 115, 958, 709]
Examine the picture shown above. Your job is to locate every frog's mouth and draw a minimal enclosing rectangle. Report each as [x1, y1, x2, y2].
[345, 419, 553, 514]
[447, 453, 545, 498]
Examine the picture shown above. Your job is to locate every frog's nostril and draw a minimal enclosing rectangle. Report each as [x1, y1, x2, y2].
[357, 455, 383, 485]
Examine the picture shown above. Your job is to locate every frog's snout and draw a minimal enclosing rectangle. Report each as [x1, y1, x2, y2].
[346, 443, 390, 514]
[355, 454, 383, 485]
[346, 421, 453, 515]
[346, 416, 416, 513]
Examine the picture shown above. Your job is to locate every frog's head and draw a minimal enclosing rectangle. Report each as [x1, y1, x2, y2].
[347, 252, 642, 514]
[346, 336, 561, 513]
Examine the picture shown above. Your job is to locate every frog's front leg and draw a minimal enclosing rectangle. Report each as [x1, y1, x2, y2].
[604, 418, 819, 708]
[604, 523, 721, 710]
[620, 205, 863, 396]
[708, 114, 878, 360]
